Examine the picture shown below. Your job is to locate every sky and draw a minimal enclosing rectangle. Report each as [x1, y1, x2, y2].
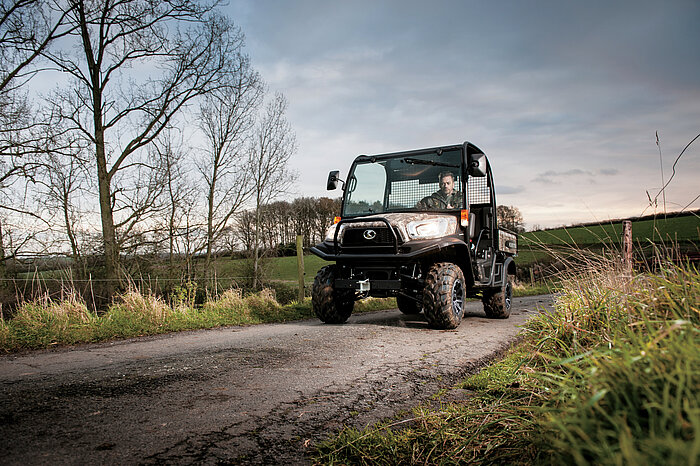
[224, 0, 700, 229]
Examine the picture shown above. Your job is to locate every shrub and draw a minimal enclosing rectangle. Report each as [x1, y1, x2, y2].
[202, 288, 248, 321]
[169, 281, 198, 311]
[244, 288, 281, 320]
[265, 281, 300, 305]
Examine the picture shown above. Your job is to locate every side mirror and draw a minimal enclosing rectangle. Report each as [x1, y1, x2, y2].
[468, 153, 487, 177]
[327, 170, 340, 190]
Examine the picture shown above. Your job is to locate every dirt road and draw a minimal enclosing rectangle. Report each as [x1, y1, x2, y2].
[0, 295, 553, 465]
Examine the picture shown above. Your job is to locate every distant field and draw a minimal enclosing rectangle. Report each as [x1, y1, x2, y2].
[267, 254, 328, 283]
[209, 254, 329, 285]
[521, 214, 699, 247]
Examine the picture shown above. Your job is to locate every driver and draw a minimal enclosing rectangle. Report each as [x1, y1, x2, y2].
[416, 171, 463, 210]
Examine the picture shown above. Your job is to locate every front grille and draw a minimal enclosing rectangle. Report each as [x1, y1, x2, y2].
[341, 226, 396, 247]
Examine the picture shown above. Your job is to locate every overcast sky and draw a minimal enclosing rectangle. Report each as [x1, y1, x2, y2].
[224, 0, 699, 228]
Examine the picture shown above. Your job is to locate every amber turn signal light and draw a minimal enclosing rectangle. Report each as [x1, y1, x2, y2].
[460, 209, 469, 227]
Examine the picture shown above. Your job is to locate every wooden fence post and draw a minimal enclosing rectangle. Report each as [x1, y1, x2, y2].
[296, 235, 305, 302]
[622, 220, 633, 273]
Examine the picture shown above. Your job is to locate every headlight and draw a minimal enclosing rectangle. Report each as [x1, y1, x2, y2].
[324, 223, 339, 242]
[406, 217, 457, 240]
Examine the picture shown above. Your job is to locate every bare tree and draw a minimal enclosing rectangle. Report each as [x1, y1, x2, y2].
[291, 197, 315, 246]
[0, 213, 52, 279]
[247, 93, 297, 289]
[314, 197, 341, 245]
[0, 0, 74, 93]
[233, 196, 338, 260]
[42, 1, 247, 292]
[197, 60, 263, 276]
[270, 200, 294, 246]
[259, 201, 291, 252]
[148, 131, 198, 272]
[234, 209, 255, 253]
[497, 205, 525, 233]
[1, 1, 74, 213]
[35, 140, 90, 278]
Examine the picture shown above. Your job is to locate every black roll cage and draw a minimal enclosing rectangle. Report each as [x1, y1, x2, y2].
[340, 142, 486, 218]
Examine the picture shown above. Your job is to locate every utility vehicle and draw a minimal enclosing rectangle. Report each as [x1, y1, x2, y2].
[310, 142, 517, 329]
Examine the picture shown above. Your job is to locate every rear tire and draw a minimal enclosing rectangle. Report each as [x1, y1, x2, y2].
[482, 273, 513, 319]
[396, 293, 422, 314]
[423, 262, 465, 329]
[312, 265, 354, 324]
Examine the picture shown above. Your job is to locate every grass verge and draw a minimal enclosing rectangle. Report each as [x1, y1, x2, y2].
[0, 289, 397, 353]
[315, 261, 700, 465]
[0, 276, 550, 353]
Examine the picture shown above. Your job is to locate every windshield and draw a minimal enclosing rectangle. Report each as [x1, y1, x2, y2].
[343, 149, 464, 216]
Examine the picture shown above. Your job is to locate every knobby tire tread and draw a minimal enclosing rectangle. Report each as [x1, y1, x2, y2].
[423, 262, 464, 329]
[312, 265, 353, 324]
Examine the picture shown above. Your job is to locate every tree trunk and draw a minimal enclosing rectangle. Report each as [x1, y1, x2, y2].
[253, 203, 261, 290]
[93, 84, 119, 291]
[205, 167, 217, 283]
[96, 135, 119, 293]
[0, 219, 5, 285]
[77, 1, 120, 294]
[169, 206, 176, 270]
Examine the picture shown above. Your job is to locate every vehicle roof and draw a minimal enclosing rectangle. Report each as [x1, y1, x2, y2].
[353, 141, 485, 163]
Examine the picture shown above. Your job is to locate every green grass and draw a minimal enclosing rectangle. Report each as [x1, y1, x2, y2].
[315, 261, 700, 465]
[199, 254, 328, 286]
[0, 271, 551, 353]
[521, 214, 700, 247]
[267, 254, 329, 283]
[0, 289, 397, 353]
[316, 346, 544, 465]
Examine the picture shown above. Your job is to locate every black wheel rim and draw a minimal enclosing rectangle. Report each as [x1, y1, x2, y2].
[452, 279, 464, 318]
[504, 281, 512, 310]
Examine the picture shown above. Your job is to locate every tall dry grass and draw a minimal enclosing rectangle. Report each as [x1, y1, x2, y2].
[315, 252, 699, 465]
[0, 284, 399, 352]
[6, 292, 97, 347]
[1, 286, 292, 351]
[528, 260, 700, 465]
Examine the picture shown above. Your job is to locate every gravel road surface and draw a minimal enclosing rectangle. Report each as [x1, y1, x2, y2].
[1, 295, 553, 465]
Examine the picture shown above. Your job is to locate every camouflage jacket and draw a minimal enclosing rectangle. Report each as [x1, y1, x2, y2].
[416, 191, 463, 210]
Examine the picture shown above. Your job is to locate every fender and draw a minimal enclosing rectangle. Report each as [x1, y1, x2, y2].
[504, 256, 516, 277]
[490, 255, 516, 287]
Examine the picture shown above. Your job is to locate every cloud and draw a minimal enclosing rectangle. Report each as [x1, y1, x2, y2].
[496, 185, 526, 195]
[532, 168, 620, 185]
[224, 0, 700, 227]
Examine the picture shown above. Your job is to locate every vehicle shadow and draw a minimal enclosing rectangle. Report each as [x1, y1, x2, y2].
[350, 307, 488, 329]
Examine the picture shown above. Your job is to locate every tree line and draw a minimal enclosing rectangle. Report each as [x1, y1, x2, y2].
[0, 0, 309, 295]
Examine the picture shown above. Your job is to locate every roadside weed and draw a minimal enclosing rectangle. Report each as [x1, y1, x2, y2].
[0, 287, 400, 352]
[315, 262, 700, 465]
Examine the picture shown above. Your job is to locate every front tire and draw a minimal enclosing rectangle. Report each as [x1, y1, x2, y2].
[423, 262, 465, 329]
[482, 273, 513, 319]
[312, 265, 354, 324]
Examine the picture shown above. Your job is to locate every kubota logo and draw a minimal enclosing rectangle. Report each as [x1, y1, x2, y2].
[363, 229, 377, 240]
